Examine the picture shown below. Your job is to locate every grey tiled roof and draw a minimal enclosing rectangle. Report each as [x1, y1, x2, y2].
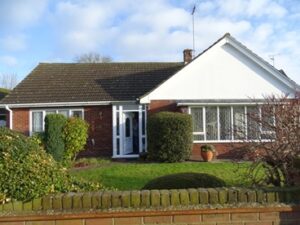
[1, 62, 183, 104]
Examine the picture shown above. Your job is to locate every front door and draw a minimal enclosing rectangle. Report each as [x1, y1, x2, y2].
[124, 113, 133, 154]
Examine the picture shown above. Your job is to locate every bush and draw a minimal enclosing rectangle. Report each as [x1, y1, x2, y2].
[147, 112, 193, 162]
[45, 114, 67, 161]
[63, 117, 89, 163]
[142, 172, 226, 190]
[0, 128, 102, 202]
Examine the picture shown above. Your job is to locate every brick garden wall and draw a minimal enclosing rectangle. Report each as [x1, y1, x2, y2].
[1, 187, 300, 225]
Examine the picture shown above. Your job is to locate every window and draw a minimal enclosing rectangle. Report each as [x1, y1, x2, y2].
[206, 107, 218, 140]
[32, 111, 43, 133]
[247, 106, 260, 140]
[191, 108, 204, 141]
[0, 114, 6, 127]
[219, 106, 231, 140]
[58, 110, 69, 117]
[190, 105, 274, 142]
[261, 106, 275, 139]
[233, 106, 245, 140]
[31, 108, 84, 134]
[71, 110, 83, 118]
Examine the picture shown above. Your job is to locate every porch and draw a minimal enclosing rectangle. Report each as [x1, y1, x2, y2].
[112, 104, 147, 158]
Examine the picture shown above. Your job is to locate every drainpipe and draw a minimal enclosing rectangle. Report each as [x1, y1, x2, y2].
[5, 105, 13, 129]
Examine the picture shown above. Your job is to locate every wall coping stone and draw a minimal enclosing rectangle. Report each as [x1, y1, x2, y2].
[0, 187, 299, 215]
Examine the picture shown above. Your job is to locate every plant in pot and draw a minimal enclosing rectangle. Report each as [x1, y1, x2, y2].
[200, 144, 215, 162]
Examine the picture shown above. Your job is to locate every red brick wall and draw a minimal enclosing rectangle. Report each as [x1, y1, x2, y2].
[148, 100, 178, 114]
[12, 108, 30, 135]
[82, 105, 112, 157]
[1, 206, 300, 225]
[192, 143, 243, 160]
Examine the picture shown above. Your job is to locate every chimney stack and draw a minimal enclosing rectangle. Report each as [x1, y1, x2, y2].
[183, 49, 193, 64]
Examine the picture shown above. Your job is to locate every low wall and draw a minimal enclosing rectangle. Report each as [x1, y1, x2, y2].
[1, 187, 300, 224]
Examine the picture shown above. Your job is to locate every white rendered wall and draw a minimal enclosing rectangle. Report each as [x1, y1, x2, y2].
[141, 42, 295, 103]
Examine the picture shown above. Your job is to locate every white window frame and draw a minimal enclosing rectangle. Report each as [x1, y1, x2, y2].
[29, 108, 84, 135]
[189, 105, 274, 143]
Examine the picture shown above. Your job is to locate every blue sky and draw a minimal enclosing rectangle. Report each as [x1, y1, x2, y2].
[0, 0, 300, 85]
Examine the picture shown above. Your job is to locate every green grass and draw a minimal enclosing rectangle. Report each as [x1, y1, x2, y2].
[71, 160, 255, 190]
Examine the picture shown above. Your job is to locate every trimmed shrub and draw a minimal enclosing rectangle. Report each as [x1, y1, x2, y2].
[147, 112, 193, 162]
[63, 117, 89, 163]
[142, 172, 226, 190]
[45, 114, 67, 161]
[0, 128, 102, 202]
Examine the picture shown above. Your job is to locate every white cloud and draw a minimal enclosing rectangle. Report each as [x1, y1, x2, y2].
[50, 1, 117, 55]
[0, 55, 18, 66]
[0, 34, 27, 51]
[0, 0, 48, 30]
[216, 0, 287, 18]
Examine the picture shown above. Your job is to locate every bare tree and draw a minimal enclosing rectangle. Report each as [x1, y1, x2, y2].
[75, 52, 112, 63]
[0, 73, 18, 89]
[234, 95, 300, 187]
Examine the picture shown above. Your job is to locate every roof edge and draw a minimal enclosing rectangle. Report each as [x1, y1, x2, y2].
[0, 101, 137, 108]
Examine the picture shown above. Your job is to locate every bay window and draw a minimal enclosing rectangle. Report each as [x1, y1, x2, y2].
[31, 108, 84, 134]
[190, 105, 273, 142]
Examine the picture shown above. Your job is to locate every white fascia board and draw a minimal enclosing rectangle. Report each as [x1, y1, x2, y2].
[225, 36, 299, 91]
[177, 102, 264, 106]
[0, 101, 136, 108]
[139, 97, 150, 104]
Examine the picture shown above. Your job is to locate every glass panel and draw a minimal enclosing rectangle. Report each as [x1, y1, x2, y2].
[46, 110, 56, 115]
[32, 112, 43, 133]
[116, 138, 120, 155]
[261, 106, 275, 140]
[261, 106, 275, 132]
[125, 118, 130, 137]
[247, 106, 260, 140]
[193, 134, 204, 141]
[71, 110, 83, 118]
[219, 106, 231, 140]
[58, 110, 69, 118]
[0, 115, 6, 127]
[191, 108, 203, 132]
[116, 112, 120, 136]
[142, 137, 146, 152]
[233, 106, 245, 140]
[142, 111, 145, 135]
[206, 107, 218, 140]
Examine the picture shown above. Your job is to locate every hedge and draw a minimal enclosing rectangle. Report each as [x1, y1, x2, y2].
[63, 117, 89, 163]
[142, 173, 226, 189]
[147, 111, 193, 162]
[0, 128, 102, 202]
[44, 114, 67, 162]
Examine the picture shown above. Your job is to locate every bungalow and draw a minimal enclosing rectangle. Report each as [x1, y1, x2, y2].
[0, 33, 299, 159]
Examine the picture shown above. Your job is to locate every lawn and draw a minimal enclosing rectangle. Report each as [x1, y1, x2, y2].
[70, 160, 255, 190]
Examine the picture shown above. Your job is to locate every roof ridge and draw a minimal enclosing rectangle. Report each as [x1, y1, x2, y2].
[38, 62, 183, 65]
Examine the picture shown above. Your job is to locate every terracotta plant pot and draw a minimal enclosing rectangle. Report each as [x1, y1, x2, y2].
[201, 151, 214, 162]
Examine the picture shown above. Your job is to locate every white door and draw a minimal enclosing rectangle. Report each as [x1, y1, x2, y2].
[124, 113, 133, 154]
